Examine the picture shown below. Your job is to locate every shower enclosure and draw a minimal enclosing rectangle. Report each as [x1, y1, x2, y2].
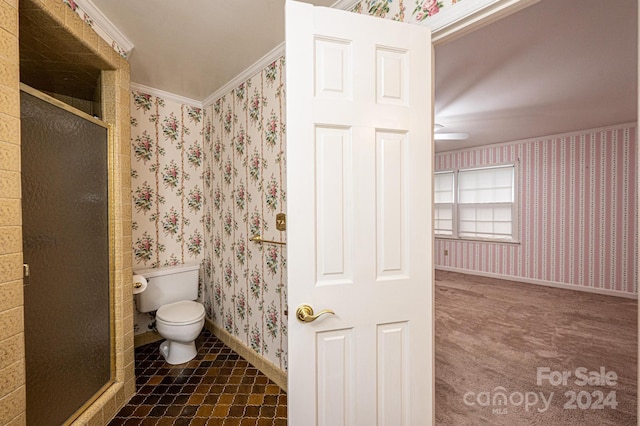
[20, 85, 113, 425]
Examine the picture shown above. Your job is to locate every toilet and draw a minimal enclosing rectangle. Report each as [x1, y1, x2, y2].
[134, 261, 205, 364]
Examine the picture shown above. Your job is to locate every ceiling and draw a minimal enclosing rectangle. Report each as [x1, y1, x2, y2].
[89, 0, 636, 151]
[91, 0, 336, 102]
[433, 0, 637, 151]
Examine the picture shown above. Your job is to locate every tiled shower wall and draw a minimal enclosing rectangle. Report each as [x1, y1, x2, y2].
[5, 1, 135, 424]
[0, 2, 25, 424]
[435, 124, 638, 296]
[130, 93, 206, 333]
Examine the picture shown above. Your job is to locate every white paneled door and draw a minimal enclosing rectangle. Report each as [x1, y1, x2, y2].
[286, 1, 434, 425]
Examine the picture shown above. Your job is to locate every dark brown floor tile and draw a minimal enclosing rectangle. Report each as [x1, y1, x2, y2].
[211, 404, 230, 418]
[275, 406, 286, 418]
[133, 405, 153, 417]
[143, 394, 161, 405]
[262, 395, 278, 406]
[254, 377, 268, 385]
[247, 395, 263, 405]
[224, 385, 239, 394]
[259, 405, 276, 418]
[227, 376, 242, 384]
[233, 394, 248, 405]
[244, 405, 260, 417]
[203, 394, 219, 405]
[165, 405, 183, 417]
[196, 404, 215, 417]
[116, 405, 136, 417]
[181, 405, 199, 417]
[188, 393, 205, 405]
[240, 376, 255, 385]
[110, 330, 287, 425]
[217, 394, 234, 405]
[251, 385, 265, 394]
[147, 405, 168, 417]
[228, 404, 245, 417]
[237, 384, 252, 394]
[264, 385, 280, 395]
[195, 384, 211, 394]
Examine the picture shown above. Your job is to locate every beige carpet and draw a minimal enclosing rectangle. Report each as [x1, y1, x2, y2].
[435, 270, 637, 426]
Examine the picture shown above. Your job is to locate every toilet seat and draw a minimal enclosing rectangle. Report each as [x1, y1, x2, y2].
[156, 300, 205, 325]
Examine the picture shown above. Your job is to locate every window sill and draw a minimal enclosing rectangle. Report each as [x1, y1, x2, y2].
[435, 236, 521, 245]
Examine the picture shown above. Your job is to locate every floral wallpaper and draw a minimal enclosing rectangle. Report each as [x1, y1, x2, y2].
[130, 92, 206, 333]
[201, 57, 289, 371]
[128, 59, 289, 367]
[351, 0, 462, 23]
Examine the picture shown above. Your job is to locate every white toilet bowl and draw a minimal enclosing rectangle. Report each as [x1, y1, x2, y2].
[155, 300, 205, 365]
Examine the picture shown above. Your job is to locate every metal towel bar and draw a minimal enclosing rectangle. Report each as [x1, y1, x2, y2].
[249, 235, 286, 246]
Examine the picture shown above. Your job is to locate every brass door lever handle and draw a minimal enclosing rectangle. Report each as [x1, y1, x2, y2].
[296, 304, 335, 323]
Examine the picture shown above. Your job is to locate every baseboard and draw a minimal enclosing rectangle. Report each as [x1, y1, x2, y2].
[436, 266, 638, 300]
[134, 330, 163, 348]
[204, 319, 288, 392]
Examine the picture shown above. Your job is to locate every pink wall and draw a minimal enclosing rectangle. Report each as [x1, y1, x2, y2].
[435, 124, 638, 296]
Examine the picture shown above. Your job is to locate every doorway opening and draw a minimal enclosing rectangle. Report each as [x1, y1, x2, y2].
[432, 0, 638, 423]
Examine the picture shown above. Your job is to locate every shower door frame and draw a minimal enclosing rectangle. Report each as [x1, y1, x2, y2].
[20, 83, 116, 425]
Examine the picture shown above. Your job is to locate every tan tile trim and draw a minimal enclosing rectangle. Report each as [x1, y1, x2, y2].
[204, 319, 287, 392]
[133, 330, 163, 348]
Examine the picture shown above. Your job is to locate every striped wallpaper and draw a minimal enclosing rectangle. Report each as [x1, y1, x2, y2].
[435, 124, 638, 296]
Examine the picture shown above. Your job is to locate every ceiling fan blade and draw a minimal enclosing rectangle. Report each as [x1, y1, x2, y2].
[434, 132, 469, 141]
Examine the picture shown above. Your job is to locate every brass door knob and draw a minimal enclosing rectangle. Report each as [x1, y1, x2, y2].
[296, 304, 335, 323]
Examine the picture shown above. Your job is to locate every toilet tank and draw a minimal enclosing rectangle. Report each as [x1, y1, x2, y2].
[135, 261, 200, 313]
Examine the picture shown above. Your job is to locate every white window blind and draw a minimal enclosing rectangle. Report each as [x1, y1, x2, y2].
[434, 172, 454, 236]
[457, 165, 515, 241]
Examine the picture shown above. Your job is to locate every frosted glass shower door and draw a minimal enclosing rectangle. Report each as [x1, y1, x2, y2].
[21, 86, 112, 426]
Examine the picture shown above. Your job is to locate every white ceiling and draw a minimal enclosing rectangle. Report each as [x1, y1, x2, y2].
[434, 0, 637, 150]
[91, 0, 636, 151]
[91, 0, 336, 102]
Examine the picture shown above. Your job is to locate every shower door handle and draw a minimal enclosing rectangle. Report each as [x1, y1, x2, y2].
[23, 263, 30, 286]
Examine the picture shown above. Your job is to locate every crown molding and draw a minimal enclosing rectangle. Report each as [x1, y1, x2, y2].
[426, 0, 540, 45]
[202, 42, 286, 108]
[130, 82, 203, 108]
[74, 0, 134, 57]
[331, 0, 361, 11]
[436, 122, 638, 155]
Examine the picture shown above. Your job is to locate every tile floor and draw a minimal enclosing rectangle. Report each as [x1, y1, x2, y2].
[109, 329, 287, 426]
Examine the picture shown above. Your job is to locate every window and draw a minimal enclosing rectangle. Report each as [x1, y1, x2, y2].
[434, 172, 454, 236]
[434, 165, 516, 242]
